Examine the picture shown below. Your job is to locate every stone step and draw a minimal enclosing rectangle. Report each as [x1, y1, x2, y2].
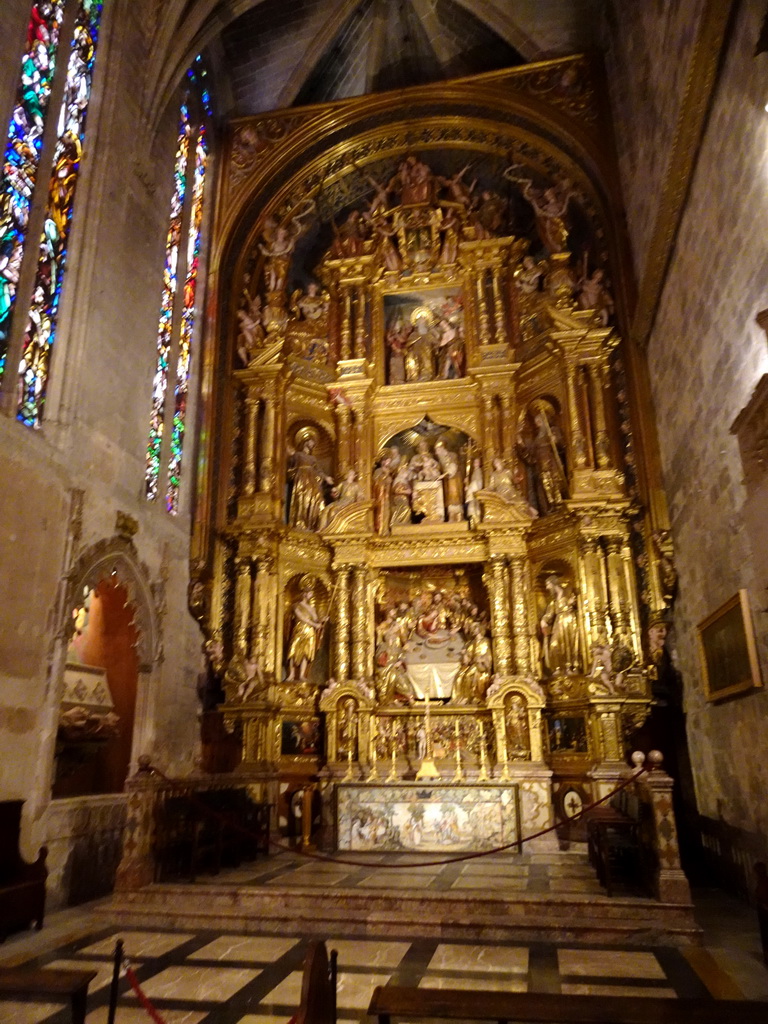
[101, 883, 701, 947]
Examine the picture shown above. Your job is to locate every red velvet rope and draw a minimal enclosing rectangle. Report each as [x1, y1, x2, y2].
[144, 762, 650, 870]
[123, 962, 167, 1024]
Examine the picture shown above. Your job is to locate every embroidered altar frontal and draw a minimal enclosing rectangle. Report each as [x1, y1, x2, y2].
[336, 782, 520, 852]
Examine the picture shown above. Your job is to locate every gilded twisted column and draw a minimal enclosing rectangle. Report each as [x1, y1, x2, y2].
[491, 268, 507, 343]
[234, 556, 252, 653]
[336, 400, 352, 476]
[476, 270, 491, 344]
[340, 287, 353, 360]
[501, 393, 514, 456]
[620, 538, 642, 657]
[565, 364, 588, 469]
[589, 364, 612, 468]
[605, 537, 631, 638]
[259, 397, 275, 493]
[354, 286, 366, 359]
[351, 567, 368, 679]
[482, 393, 497, 460]
[509, 555, 532, 675]
[486, 557, 512, 676]
[579, 536, 608, 647]
[333, 567, 351, 681]
[243, 394, 259, 496]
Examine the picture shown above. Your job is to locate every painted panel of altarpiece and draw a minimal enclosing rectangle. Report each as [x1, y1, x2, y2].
[337, 783, 519, 852]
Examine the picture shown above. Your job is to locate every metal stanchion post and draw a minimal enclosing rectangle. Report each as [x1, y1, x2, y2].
[107, 938, 123, 1024]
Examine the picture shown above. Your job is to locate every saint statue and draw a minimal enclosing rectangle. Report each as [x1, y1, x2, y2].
[320, 469, 364, 529]
[540, 574, 581, 676]
[286, 585, 325, 681]
[465, 456, 483, 527]
[434, 440, 464, 522]
[390, 460, 413, 526]
[518, 403, 568, 514]
[372, 455, 394, 535]
[287, 428, 333, 531]
[451, 621, 493, 704]
[488, 457, 522, 503]
[504, 693, 530, 759]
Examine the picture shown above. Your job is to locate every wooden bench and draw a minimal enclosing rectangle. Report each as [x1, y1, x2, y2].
[0, 800, 47, 941]
[368, 986, 768, 1024]
[296, 940, 337, 1024]
[0, 967, 97, 1024]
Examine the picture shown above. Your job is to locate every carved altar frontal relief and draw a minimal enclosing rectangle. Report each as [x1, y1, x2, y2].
[337, 783, 519, 852]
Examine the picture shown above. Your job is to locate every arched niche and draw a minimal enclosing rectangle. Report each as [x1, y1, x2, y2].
[54, 536, 161, 794]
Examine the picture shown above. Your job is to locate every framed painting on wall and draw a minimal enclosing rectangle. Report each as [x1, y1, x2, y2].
[698, 589, 762, 702]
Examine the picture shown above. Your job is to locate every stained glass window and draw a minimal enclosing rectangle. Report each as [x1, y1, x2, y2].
[0, 1, 67, 383]
[16, 0, 103, 427]
[145, 105, 191, 501]
[165, 124, 208, 514]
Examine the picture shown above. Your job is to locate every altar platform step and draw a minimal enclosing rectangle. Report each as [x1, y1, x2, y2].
[101, 851, 701, 947]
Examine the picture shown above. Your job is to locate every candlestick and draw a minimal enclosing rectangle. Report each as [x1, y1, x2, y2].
[477, 719, 490, 781]
[452, 716, 465, 783]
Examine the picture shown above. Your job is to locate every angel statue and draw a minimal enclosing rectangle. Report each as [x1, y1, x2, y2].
[236, 291, 265, 365]
[504, 165, 574, 254]
[258, 198, 315, 293]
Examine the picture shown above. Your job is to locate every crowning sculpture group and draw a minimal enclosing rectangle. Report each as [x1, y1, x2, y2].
[194, 116, 673, 850]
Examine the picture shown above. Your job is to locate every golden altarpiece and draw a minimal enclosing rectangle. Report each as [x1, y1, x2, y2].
[190, 58, 675, 852]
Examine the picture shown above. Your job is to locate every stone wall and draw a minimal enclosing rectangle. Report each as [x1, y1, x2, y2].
[603, 0, 708, 279]
[0, 0, 205, 888]
[608, 0, 768, 847]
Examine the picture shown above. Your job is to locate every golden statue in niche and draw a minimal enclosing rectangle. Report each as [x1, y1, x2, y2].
[210, 95, 656, 849]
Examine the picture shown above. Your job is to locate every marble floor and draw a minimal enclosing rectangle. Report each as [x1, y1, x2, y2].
[1, 852, 767, 1023]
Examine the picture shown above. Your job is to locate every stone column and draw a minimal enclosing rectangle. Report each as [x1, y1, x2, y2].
[114, 761, 160, 891]
[509, 555, 532, 675]
[476, 269, 491, 343]
[259, 398, 275, 493]
[243, 394, 260, 496]
[333, 567, 351, 681]
[340, 288, 353, 360]
[351, 567, 368, 679]
[234, 556, 252, 653]
[486, 557, 512, 676]
[589, 364, 612, 468]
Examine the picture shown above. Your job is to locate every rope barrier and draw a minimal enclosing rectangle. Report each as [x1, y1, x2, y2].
[143, 762, 651, 871]
[122, 955, 168, 1024]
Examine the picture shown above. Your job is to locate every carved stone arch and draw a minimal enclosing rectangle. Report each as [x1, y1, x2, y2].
[63, 536, 160, 672]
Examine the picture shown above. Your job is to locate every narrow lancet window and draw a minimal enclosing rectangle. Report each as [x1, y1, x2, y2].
[0, 1, 67, 383]
[16, 0, 104, 427]
[145, 105, 191, 501]
[165, 124, 208, 514]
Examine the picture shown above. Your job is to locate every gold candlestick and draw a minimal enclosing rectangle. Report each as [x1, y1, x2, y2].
[452, 717, 465, 783]
[366, 718, 379, 782]
[386, 721, 399, 782]
[499, 721, 511, 782]
[477, 719, 490, 781]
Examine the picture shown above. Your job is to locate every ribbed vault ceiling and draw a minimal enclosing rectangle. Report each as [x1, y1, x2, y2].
[148, 0, 603, 122]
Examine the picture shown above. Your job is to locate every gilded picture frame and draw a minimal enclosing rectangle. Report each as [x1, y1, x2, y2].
[698, 589, 762, 702]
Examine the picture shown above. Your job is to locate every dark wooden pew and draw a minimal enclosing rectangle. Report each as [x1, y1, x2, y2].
[368, 985, 768, 1024]
[0, 967, 97, 1024]
[0, 800, 47, 940]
